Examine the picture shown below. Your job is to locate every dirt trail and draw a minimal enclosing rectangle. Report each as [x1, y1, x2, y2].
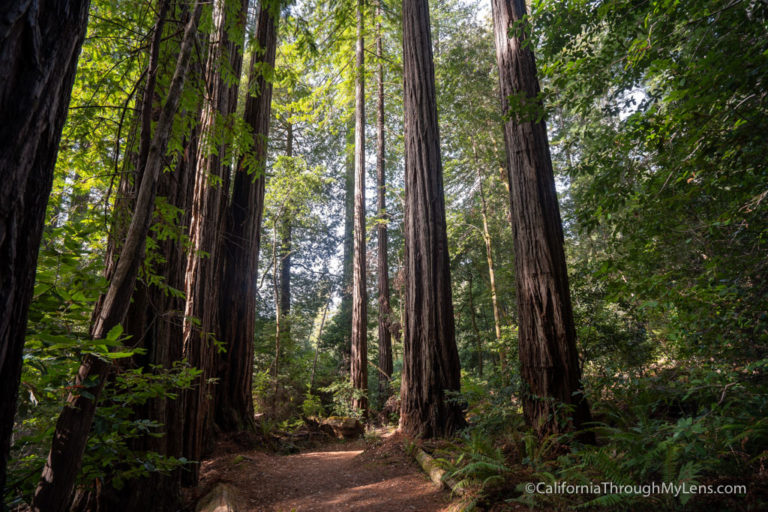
[194, 435, 453, 511]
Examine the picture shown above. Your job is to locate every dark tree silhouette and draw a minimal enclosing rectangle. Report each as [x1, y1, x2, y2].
[0, 0, 91, 499]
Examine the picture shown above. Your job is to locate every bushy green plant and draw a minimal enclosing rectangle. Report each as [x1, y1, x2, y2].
[319, 379, 367, 419]
[301, 391, 324, 418]
[7, 361, 199, 508]
[514, 362, 767, 510]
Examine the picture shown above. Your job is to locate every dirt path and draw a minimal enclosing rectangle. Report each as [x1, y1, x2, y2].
[194, 435, 453, 511]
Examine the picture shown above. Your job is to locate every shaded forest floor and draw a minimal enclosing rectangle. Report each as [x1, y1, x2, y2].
[186, 431, 455, 511]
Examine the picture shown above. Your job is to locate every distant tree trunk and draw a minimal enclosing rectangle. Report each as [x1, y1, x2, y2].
[278, 219, 291, 318]
[0, 0, 90, 498]
[471, 139, 506, 377]
[216, 0, 279, 432]
[182, 0, 248, 471]
[467, 272, 483, 377]
[279, 122, 293, 340]
[339, 127, 355, 363]
[491, 0, 593, 438]
[271, 220, 281, 415]
[375, 0, 393, 402]
[399, 0, 465, 438]
[32, 4, 204, 510]
[351, 0, 369, 417]
[310, 303, 329, 393]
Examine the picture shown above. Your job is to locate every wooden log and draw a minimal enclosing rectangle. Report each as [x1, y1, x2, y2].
[412, 447, 466, 496]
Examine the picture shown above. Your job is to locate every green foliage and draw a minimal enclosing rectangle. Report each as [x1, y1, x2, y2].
[8, 361, 199, 507]
[512, 361, 767, 510]
[319, 379, 367, 419]
[536, 0, 768, 359]
[442, 431, 511, 491]
[301, 391, 325, 418]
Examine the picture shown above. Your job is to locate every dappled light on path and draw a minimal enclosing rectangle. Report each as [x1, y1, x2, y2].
[197, 440, 451, 511]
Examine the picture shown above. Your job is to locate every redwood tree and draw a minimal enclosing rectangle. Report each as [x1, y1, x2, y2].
[215, 0, 280, 432]
[490, 0, 593, 437]
[182, 0, 249, 472]
[0, 0, 91, 498]
[351, 0, 369, 416]
[33, 3, 204, 509]
[399, 0, 465, 438]
[375, 0, 393, 400]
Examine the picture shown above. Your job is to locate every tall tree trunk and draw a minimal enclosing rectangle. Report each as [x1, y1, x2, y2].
[375, 0, 393, 402]
[0, 0, 90, 499]
[272, 220, 281, 415]
[339, 126, 355, 364]
[85, 4, 196, 509]
[351, 0, 368, 417]
[491, 0, 593, 437]
[182, 0, 248, 473]
[399, 0, 464, 438]
[279, 122, 293, 341]
[310, 303, 330, 393]
[278, 220, 291, 323]
[467, 272, 483, 377]
[471, 139, 506, 377]
[215, 0, 279, 432]
[32, 4, 204, 509]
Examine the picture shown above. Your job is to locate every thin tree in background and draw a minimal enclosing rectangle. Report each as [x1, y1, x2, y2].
[399, 0, 465, 438]
[216, 0, 280, 432]
[0, 0, 91, 498]
[490, 0, 593, 437]
[279, 121, 293, 342]
[351, 0, 369, 416]
[375, 0, 393, 401]
[33, 3, 204, 509]
[471, 139, 506, 378]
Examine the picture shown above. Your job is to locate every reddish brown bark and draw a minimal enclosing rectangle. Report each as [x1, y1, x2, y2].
[215, 0, 279, 432]
[491, 0, 593, 437]
[399, 0, 465, 438]
[278, 122, 293, 342]
[33, 4, 204, 510]
[351, 0, 369, 417]
[0, 0, 91, 497]
[85, 4, 195, 508]
[375, 0, 393, 401]
[182, 0, 249, 476]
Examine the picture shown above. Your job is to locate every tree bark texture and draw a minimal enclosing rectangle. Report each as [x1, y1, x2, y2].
[0, 0, 90, 499]
[182, 0, 248, 475]
[88, 4, 196, 508]
[491, 0, 593, 437]
[399, 0, 465, 438]
[215, 0, 279, 432]
[351, 0, 369, 417]
[375, 0, 393, 402]
[33, 3, 204, 510]
[278, 221, 291, 322]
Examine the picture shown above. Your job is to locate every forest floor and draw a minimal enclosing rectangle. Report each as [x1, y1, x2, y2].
[187, 430, 456, 511]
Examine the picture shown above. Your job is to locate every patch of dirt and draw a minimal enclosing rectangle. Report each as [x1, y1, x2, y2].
[189, 430, 454, 511]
